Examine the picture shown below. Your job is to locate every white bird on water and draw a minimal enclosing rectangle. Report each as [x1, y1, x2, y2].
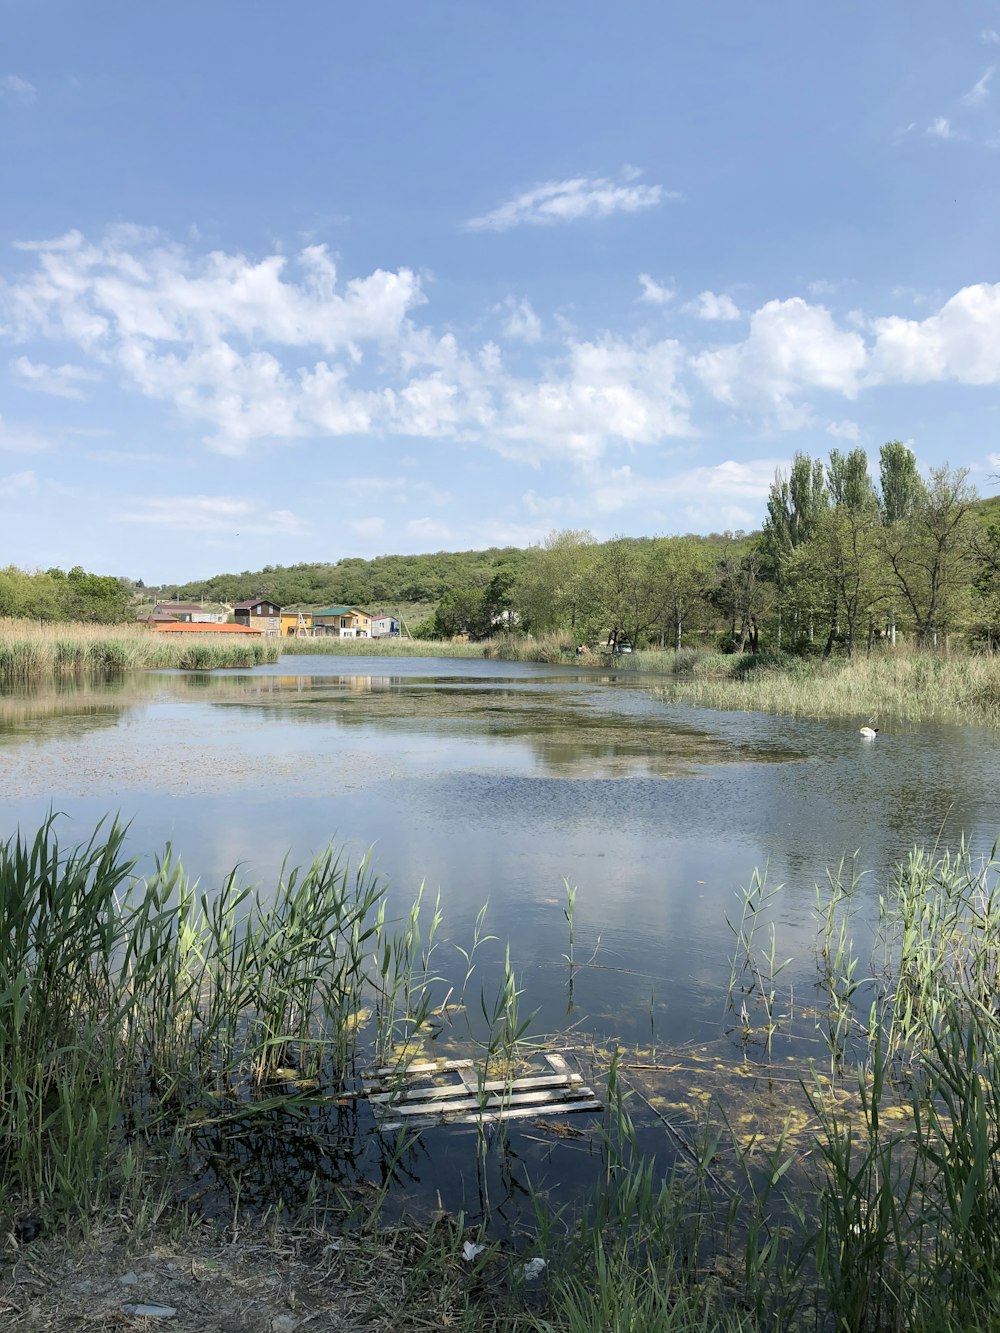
[860, 726, 878, 739]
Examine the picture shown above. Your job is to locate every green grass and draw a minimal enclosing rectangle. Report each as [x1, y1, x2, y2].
[0, 619, 280, 684]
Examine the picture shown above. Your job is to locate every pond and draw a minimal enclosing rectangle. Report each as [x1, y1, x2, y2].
[2, 655, 998, 1224]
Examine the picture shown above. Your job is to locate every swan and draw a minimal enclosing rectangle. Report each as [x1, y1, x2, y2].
[860, 726, 878, 739]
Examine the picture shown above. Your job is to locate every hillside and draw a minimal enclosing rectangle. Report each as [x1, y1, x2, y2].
[154, 546, 534, 618]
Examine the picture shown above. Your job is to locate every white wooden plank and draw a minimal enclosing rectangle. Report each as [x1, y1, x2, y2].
[375, 1085, 598, 1118]
[379, 1098, 602, 1131]
[369, 1058, 474, 1078]
[368, 1071, 582, 1105]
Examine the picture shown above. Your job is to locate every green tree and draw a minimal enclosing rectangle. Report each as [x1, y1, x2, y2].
[648, 536, 716, 650]
[878, 465, 979, 647]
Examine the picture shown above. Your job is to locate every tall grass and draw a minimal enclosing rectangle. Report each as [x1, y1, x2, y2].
[0, 619, 280, 684]
[286, 636, 484, 658]
[9, 812, 1000, 1329]
[0, 818, 449, 1220]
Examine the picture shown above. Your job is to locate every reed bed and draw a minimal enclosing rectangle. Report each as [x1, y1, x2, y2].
[287, 636, 486, 658]
[663, 648, 1000, 725]
[8, 815, 1000, 1329]
[0, 817, 454, 1223]
[0, 619, 280, 683]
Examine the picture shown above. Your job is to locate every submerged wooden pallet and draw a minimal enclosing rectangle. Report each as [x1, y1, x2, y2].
[362, 1052, 601, 1131]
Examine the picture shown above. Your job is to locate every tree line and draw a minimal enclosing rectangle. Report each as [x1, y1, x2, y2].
[3, 444, 998, 649]
[0, 565, 136, 624]
[420, 443, 1000, 653]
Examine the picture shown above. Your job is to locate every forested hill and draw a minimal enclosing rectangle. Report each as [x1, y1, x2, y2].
[156, 545, 534, 611]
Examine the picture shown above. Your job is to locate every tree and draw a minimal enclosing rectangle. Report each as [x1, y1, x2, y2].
[714, 535, 770, 653]
[590, 537, 661, 647]
[516, 530, 596, 634]
[761, 453, 828, 646]
[878, 465, 979, 647]
[648, 536, 716, 650]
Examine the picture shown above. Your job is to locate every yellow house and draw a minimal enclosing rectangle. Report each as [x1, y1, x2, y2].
[312, 605, 373, 637]
[280, 610, 314, 637]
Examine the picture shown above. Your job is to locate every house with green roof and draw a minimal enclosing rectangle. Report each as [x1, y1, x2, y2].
[312, 605, 372, 638]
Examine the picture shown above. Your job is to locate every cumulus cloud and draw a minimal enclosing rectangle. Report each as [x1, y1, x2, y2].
[692, 297, 867, 423]
[684, 291, 741, 321]
[495, 336, 691, 462]
[117, 494, 308, 535]
[466, 173, 667, 231]
[637, 274, 674, 305]
[869, 282, 1000, 384]
[1, 74, 36, 104]
[501, 297, 542, 343]
[11, 355, 98, 399]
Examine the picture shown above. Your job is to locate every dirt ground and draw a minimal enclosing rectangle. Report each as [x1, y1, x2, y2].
[0, 1217, 518, 1333]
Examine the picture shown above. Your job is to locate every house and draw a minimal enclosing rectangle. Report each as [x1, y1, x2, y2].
[280, 610, 314, 637]
[312, 605, 373, 638]
[371, 614, 401, 638]
[152, 601, 227, 624]
[233, 597, 282, 636]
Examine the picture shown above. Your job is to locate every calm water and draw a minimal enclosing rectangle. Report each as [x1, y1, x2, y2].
[3, 655, 999, 1222]
[2, 654, 998, 1047]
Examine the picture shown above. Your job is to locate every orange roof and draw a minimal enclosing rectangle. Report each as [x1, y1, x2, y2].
[151, 622, 262, 634]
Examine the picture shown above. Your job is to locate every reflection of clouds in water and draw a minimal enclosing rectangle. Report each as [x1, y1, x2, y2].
[1, 663, 1000, 1053]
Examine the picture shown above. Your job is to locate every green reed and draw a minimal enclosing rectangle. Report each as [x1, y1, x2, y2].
[0, 817, 462, 1220]
[0, 619, 281, 684]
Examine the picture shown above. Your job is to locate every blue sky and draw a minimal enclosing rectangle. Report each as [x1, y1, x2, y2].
[3, 2, 1000, 582]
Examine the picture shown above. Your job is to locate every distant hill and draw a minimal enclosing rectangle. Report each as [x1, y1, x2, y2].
[154, 546, 534, 619]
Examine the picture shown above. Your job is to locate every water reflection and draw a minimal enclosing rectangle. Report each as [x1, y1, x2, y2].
[0, 657, 998, 1058]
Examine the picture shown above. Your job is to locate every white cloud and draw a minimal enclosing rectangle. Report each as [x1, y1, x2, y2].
[983, 30, 1000, 45]
[637, 274, 674, 305]
[496, 336, 692, 462]
[826, 419, 860, 441]
[583, 458, 783, 529]
[692, 297, 867, 422]
[117, 495, 308, 535]
[11, 355, 98, 399]
[684, 291, 741, 321]
[927, 116, 956, 140]
[466, 173, 667, 231]
[1, 75, 36, 105]
[870, 282, 1000, 385]
[963, 67, 995, 106]
[0, 469, 37, 498]
[501, 297, 542, 343]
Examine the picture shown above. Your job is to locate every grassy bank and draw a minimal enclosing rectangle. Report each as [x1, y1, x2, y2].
[285, 636, 485, 658]
[0, 619, 280, 684]
[487, 634, 1000, 725]
[6, 817, 1000, 1328]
